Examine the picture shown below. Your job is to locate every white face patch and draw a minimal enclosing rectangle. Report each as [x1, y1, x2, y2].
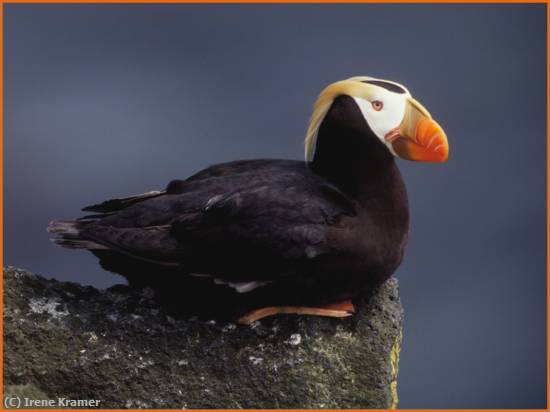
[352, 88, 408, 155]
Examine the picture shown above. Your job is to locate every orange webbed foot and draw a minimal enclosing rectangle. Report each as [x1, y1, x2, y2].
[235, 299, 355, 325]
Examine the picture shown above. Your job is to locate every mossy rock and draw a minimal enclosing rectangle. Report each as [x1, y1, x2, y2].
[3, 266, 403, 408]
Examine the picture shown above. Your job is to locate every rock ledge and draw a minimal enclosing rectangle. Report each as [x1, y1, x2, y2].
[3, 267, 403, 408]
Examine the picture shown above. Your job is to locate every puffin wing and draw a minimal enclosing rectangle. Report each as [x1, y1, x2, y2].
[52, 160, 357, 285]
[58, 182, 354, 280]
[169, 180, 357, 280]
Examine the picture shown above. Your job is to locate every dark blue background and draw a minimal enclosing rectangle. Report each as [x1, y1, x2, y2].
[5, 4, 547, 408]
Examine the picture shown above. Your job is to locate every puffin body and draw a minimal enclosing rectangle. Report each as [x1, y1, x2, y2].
[49, 76, 448, 323]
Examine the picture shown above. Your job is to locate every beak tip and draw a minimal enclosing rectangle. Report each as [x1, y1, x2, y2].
[435, 145, 449, 163]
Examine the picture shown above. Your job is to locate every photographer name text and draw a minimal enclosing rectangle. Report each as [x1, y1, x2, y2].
[4, 396, 101, 408]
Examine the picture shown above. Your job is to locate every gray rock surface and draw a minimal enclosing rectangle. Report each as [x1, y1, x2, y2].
[3, 266, 403, 408]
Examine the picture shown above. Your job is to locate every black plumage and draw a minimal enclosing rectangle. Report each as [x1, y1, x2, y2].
[49, 91, 412, 321]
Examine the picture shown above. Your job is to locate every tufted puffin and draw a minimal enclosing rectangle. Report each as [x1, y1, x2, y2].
[48, 76, 448, 324]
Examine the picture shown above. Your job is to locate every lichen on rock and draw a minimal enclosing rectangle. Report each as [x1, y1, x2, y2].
[3, 266, 404, 408]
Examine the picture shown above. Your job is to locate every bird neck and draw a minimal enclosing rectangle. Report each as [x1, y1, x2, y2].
[309, 99, 401, 201]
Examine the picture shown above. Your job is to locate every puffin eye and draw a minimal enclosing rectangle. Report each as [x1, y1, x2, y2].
[372, 100, 384, 111]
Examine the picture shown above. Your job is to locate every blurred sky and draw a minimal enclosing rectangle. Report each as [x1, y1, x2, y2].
[5, 4, 547, 408]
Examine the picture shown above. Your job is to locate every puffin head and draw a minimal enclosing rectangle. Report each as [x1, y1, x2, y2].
[305, 76, 449, 163]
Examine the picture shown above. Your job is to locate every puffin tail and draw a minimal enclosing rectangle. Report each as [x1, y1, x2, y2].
[47, 220, 108, 250]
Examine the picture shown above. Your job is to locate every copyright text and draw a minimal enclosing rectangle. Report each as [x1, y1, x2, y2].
[4, 396, 101, 408]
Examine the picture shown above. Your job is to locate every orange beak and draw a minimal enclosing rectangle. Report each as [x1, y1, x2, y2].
[390, 97, 449, 163]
